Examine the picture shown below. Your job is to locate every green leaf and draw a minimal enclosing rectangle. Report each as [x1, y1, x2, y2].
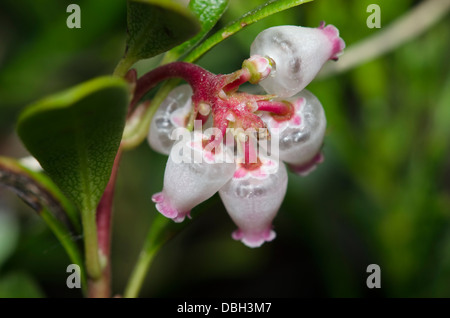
[184, 0, 314, 63]
[16, 77, 129, 216]
[163, 0, 229, 63]
[118, 0, 201, 73]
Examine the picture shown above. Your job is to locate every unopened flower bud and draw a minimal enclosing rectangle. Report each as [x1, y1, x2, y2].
[250, 23, 345, 97]
[242, 55, 273, 84]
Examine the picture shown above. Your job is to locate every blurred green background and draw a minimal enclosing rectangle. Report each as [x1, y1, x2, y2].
[0, 0, 449, 297]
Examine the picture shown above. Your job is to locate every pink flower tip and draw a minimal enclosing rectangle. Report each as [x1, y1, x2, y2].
[243, 55, 273, 84]
[152, 192, 191, 223]
[318, 22, 345, 61]
[289, 152, 324, 176]
[232, 228, 276, 248]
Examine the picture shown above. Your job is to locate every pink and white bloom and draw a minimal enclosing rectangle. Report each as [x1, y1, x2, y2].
[152, 131, 235, 222]
[250, 23, 345, 97]
[219, 158, 287, 248]
[139, 22, 345, 248]
[260, 89, 326, 175]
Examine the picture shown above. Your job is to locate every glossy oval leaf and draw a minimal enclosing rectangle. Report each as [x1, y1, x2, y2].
[125, 0, 201, 65]
[163, 0, 229, 63]
[17, 77, 129, 216]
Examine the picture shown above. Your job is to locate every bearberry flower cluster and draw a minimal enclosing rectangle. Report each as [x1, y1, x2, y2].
[135, 23, 344, 247]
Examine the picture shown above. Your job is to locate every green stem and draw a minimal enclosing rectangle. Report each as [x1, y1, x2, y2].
[81, 207, 102, 281]
[184, 0, 314, 63]
[88, 149, 122, 298]
[113, 57, 135, 78]
[124, 199, 217, 297]
[40, 208, 87, 293]
[124, 214, 170, 298]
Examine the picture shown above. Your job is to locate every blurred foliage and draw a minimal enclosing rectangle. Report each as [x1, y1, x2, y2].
[0, 0, 449, 297]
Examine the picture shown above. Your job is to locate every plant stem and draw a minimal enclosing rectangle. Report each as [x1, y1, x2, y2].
[114, 57, 134, 78]
[81, 206, 102, 281]
[80, 163, 120, 298]
[81, 148, 122, 298]
[87, 273, 110, 298]
[123, 62, 214, 149]
[124, 214, 170, 298]
[183, 0, 314, 63]
[123, 199, 217, 298]
[97, 149, 122, 260]
[86, 148, 122, 298]
[40, 208, 87, 293]
[130, 62, 213, 109]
